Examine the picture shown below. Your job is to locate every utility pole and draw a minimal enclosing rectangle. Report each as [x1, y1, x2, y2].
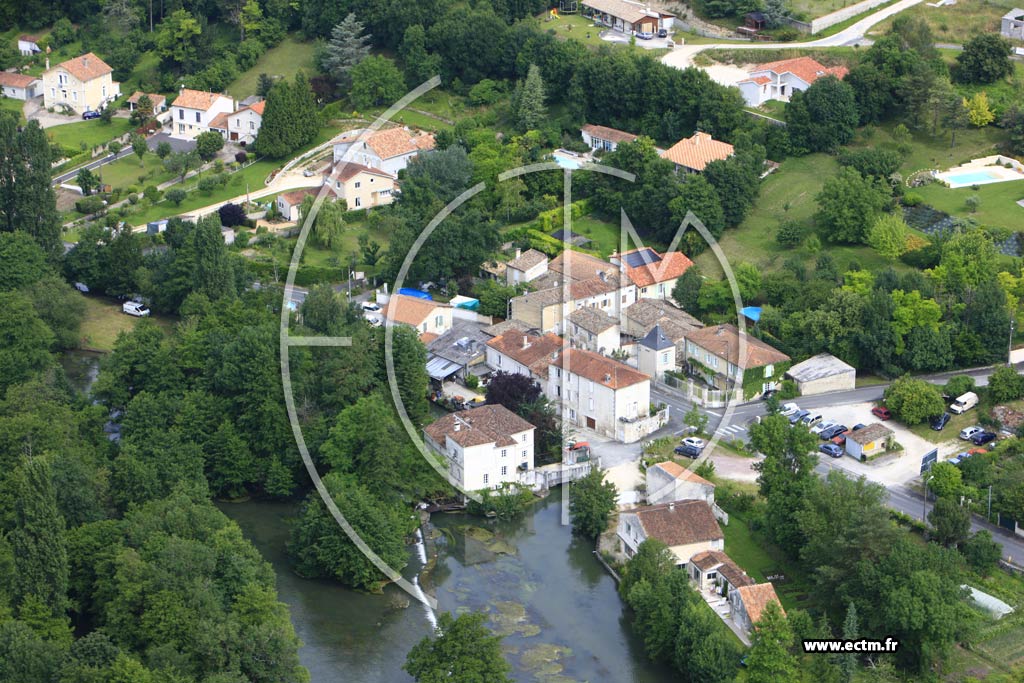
[1009, 319, 1016, 367]
[989, 485, 993, 520]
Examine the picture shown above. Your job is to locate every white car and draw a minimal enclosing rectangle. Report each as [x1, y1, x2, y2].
[122, 301, 150, 317]
[681, 437, 706, 450]
[361, 301, 381, 312]
[959, 426, 983, 441]
[364, 315, 382, 327]
[810, 420, 837, 435]
[780, 402, 800, 416]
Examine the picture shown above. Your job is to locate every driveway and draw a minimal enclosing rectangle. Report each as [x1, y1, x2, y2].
[23, 97, 84, 128]
[661, 0, 924, 70]
[600, 30, 673, 50]
[147, 133, 196, 154]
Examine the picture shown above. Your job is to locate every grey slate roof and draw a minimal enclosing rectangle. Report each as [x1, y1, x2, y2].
[640, 324, 674, 351]
[568, 306, 619, 334]
[786, 353, 855, 383]
[427, 322, 491, 365]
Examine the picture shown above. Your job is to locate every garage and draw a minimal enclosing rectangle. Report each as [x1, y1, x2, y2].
[785, 353, 856, 396]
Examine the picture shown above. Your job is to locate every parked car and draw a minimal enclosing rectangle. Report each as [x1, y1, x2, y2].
[73, 282, 89, 292]
[636, 30, 654, 39]
[800, 412, 823, 427]
[361, 301, 381, 312]
[365, 316, 382, 327]
[971, 431, 997, 446]
[761, 388, 777, 400]
[82, 109, 101, 120]
[851, 423, 867, 431]
[681, 437, 706, 450]
[948, 449, 985, 466]
[674, 444, 701, 458]
[122, 301, 150, 317]
[871, 406, 892, 420]
[949, 391, 979, 415]
[780, 402, 800, 417]
[930, 412, 951, 431]
[789, 409, 810, 425]
[810, 420, 837, 435]
[819, 424, 848, 440]
[959, 426, 983, 441]
[657, 28, 668, 37]
[831, 430, 851, 446]
[819, 443, 844, 458]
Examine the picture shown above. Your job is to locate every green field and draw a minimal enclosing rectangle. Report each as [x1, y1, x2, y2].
[0, 97, 25, 123]
[226, 36, 318, 100]
[77, 295, 172, 352]
[867, 0, 1020, 43]
[46, 119, 133, 151]
[94, 152, 176, 190]
[721, 511, 814, 613]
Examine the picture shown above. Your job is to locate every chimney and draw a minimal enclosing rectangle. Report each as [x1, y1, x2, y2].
[82, 56, 88, 69]
[669, 502, 675, 512]
[454, 421, 460, 432]
[522, 335, 530, 350]
[515, 248, 521, 260]
[45, 56, 49, 71]
[604, 373, 611, 382]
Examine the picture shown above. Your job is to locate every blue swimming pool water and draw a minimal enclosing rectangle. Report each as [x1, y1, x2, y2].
[945, 169, 1001, 185]
[551, 152, 582, 170]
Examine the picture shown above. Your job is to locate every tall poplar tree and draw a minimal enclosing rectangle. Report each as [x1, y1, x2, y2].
[11, 458, 69, 617]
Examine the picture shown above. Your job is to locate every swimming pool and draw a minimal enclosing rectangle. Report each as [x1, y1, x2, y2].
[943, 169, 1003, 187]
[935, 157, 1024, 189]
[551, 149, 589, 170]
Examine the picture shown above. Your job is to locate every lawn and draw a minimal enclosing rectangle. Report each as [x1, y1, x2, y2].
[226, 36, 317, 100]
[242, 214, 391, 275]
[94, 153, 176, 191]
[0, 96, 25, 123]
[571, 214, 631, 258]
[46, 119, 133, 151]
[77, 295, 173, 352]
[866, 0, 1020, 43]
[693, 152, 903, 277]
[907, 409, 977, 444]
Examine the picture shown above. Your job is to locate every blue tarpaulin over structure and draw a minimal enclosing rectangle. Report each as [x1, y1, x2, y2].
[397, 288, 433, 300]
[741, 306, 762, 322]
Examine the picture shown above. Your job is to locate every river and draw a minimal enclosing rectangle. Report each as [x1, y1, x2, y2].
[220, 490, 676, 683]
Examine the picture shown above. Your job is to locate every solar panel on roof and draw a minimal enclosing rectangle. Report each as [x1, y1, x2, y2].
[623, 248, 661, 268]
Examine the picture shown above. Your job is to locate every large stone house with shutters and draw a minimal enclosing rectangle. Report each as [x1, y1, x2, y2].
[682, 324, 790, 400]
[42, 53, 120, 115]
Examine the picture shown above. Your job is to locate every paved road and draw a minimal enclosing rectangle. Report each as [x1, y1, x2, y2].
[662, 0, 924, 70]
[52, 147, 134, 186]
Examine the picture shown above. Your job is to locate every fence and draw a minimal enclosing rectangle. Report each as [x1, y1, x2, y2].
[783, 0, 895, 34]
[660, 375, 737, 408]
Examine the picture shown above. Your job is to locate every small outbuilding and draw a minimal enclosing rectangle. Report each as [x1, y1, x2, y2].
[1002, 8, 1024, 41]
[785, 353, 856, 395]
[845, 423, 893, 460]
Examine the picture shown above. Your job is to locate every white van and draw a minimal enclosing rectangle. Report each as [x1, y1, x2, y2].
[949, 391, 979, 415]
[122, 301, 151, 317]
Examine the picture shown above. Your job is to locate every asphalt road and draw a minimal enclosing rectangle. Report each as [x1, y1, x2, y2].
[52, 147, 134, 186]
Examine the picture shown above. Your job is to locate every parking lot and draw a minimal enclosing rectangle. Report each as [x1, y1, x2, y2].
[787, 400, 972, 487]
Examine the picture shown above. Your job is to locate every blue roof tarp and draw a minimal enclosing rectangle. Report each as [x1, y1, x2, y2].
[741, 306, 762, 322]
[398, 288, 433, 300]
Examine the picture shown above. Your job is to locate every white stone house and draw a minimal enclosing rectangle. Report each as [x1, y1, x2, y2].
[505, 248, 549, 285]
[546, 348, 651, 440]
[0, 73, 40, 100]
[42, 53, 120, 115]
[169, 88, 235, 140]
[209, 100, 265, 144]
[1002, 9, 1024, 40]
[17, 35, 42, 56]
[617, 500, 724, 565]
[332, 126, 436, 176]
[424, 404, 535, 492]
[566, 307, 620, 355]
[636, 324, 675, 381]
[737, 56, 849, 108]
[581, 123, 639, 153]
[688, 550, 755, 597]
[646, 461, 715, 506]
[486, 331, 567, 384]
[614, 247, 695, 301]
[382, 294, 453, 341]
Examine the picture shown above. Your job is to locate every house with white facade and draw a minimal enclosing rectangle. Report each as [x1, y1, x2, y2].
[688, 550, 754, 599]
[210, 100, 265, 144]
[42, 53, 120, 115]
[646, 461, 715, 506]
[324, 162, 397, 211]
[636, 324, 675, 381]
[169, 88, 235, 140]
[276, 188, 322, 221]
[17, 35, 42, 56]
[614, 247, 695, 300]
[566, 307, 620, 355]
[546, 348, 652, 440]
[617, 500, 724, 565]
[581, 0, 674, 35]
[332, 126, 436, 176]
[738, 56, 850, 108]
[581, 123, 638, 153]
[1002, 8, 1024, 40]
[382, 294, 453, 341]
[505, 248, 549, 285]
[126, 91, 167, 113]
[683, 324, 790, 400]
[424, 404, 535, 492]
[0, 72, 40, 100]
[486, 331, 567, 384]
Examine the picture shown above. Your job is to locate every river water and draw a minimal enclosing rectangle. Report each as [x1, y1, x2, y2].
[221, 489, 676, 683]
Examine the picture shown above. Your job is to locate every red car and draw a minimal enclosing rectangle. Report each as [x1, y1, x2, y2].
[871, 406, 892, 420]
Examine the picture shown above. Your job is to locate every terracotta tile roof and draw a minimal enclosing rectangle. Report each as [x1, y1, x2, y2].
[632, 500, 723, 547]
[487, 332, 567, 376]
[507, 248, 548, 272]
[173, 88, 230, 111]
[661, 132, 734, 172]
[331, 162, 396, 183]
[621, 248, 694, 288]
[19, 35, 42, 43]
[685, 324, 789, 369]
[741, 75, 772, 85]
[750, 56, 849, 85]
[0, 72, 39, 88]
[736, 583, 785, 625]
[582, 123, 639, 145]
[690, 550, 754, 588]
[568, 307, 618, 334]
[425, 404, 535, 449]
[568, 273, 621, 300]
[53, 53, 113, 82]
[552, 348, 649, 389]
[366, 127, 435, 160]
[208, 112, 230, 130]
[279, 188, 320, 207]
[651, 461, 714, 488]
[550, 250, 614, 282]
[383, 294, 449, 328]
[419, 332, 440, 344]
[847, 422, 893, 445]
[247, 100, 265, 116]
[126, 91, 165, 107]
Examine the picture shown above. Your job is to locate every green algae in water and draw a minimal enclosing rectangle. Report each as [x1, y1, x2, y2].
[486, 539, 516, 555]
[463, 526, 494, 542]
[490, 600, 541, 638]
[521, 643, 573, 679]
